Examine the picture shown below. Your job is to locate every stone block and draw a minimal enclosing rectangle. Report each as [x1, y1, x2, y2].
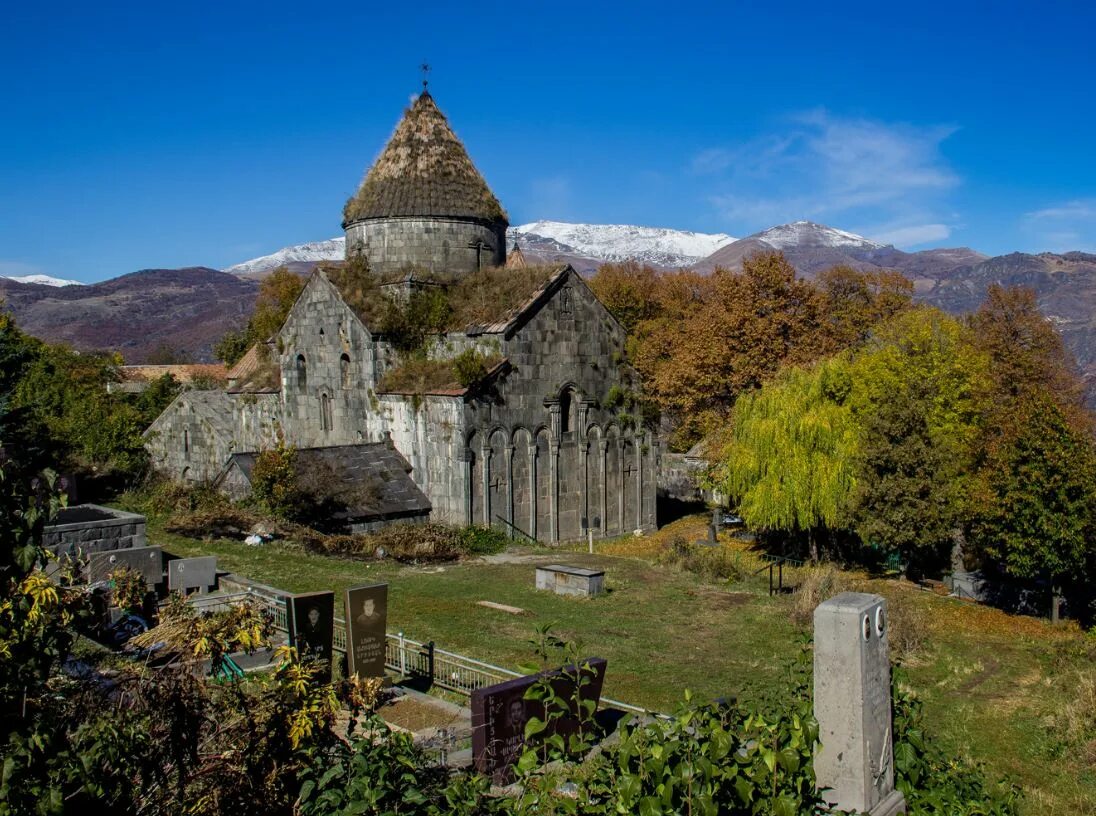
[535, 565, 605, 597]
[814, 592, 905, 815]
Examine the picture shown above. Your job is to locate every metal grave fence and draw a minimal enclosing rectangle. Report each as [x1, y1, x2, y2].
[191, 587, 647, 715]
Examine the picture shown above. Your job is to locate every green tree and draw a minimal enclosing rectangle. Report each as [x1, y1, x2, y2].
[710, 357, 859, 561]
[848, 308, 990, 575]
[967, 397, 1096, 620]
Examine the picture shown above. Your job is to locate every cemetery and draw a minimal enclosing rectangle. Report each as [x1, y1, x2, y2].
[38, 494, 1084, 815]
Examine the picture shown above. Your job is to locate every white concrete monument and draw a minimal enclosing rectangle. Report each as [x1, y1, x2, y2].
[814, 592, 906, 815]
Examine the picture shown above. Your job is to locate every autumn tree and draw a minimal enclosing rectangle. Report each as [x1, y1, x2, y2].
[631, 253, 826, 449]
[814, 265, 913, 351]
[589, 261, 663, 333]
[215, 267, 306, 365]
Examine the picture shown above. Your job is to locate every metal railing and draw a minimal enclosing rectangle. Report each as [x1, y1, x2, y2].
[192, 587, 650, 715]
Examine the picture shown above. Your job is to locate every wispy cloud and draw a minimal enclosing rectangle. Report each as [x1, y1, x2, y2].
[695, 110, 960, 248]
[1021, 199, 1096, 252]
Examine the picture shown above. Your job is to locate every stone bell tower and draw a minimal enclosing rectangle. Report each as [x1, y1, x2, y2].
[342, 90, 508, 278]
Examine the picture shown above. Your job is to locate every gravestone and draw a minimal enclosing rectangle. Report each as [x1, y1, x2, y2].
[166, 556, 217, 595]
[88, 545, 163, 586]
[470, 657, 607, 783]
[814, 592, 906, 815]
[535, 564, 605, 597]
[345, 583, 388, 678]
[289, 591, 335, 683]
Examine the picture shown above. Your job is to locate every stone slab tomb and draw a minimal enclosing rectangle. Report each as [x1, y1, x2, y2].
[471, 657, 607, 783]
[43, 504, 148, 565]
[166, 556, 218, 596]
[535, 564, 605, 597]
[814, 592, 906, 816]
[88, 546, 163, 586]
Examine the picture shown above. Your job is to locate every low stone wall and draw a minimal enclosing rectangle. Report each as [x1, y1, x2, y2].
[43, 504, 147, 560]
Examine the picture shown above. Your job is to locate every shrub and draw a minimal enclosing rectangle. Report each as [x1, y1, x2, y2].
[660, 535, 746, 582]
[108, 565, 148, 613]
[790, 565, 848, 628]
[250, 442, 306, 520]
[456, 525, 509, 555]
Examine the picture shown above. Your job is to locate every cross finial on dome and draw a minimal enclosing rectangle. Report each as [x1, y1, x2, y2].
[420, 62, 430, 92]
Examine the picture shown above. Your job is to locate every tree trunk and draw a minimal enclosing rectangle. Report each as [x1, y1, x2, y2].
[1051, 586, 1062, 624]
[808, 529, 819, 564]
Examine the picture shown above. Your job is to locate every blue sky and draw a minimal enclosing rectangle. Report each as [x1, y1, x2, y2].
[2, 0, 1095, 282]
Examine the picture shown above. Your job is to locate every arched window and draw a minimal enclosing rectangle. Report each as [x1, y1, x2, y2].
[183, 427, 190, 459]
[296, 354, 307, 391]
[559, 387, 575, 434]
[320, 393, 333, 432]
[340, 353, 351, 388]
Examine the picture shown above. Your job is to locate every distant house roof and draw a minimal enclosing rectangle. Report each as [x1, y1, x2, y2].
[343, 92, 507, 227]
[110, 363, 227, 393]
[224, 443, 431, 523]
[226, 342, 281, 394]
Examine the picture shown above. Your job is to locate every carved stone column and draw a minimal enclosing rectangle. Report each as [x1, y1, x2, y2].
[598, 439, 608, 537]
[527, 443, 538, 540]
[548, 405, 561, 544]
[635, 432, 645, 531]
[504, 444, 515, 529]
[481, 440, 492, 526]
[617, 438, 625, 535]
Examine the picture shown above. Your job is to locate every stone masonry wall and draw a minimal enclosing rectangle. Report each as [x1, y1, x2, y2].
[463, 271, 658, 542]
[345, 217, 506, 278]
[278, 274, 383, 449]
[43, 505, 148, 560]
[145, 393, 234, 483]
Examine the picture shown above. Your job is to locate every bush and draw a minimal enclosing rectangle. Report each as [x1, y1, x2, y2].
[456, 525, 509, 555]
[660, 535, 746, 582]
[790, 565, 848, 628]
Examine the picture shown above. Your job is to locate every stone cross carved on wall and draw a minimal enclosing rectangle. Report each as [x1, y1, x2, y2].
[467, 240, 492, 270]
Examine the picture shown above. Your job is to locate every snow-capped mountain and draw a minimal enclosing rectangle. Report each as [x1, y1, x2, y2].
[1, 274, 83, 287]
[753, 221, 884, 251]
[223, 238, 345, 278]
[510, 221, 736, 268]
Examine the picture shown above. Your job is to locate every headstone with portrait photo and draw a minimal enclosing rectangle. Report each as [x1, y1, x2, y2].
[345, 583, 388, 678]
[470, 657, 607, 783]
[288, 591, 335, 683]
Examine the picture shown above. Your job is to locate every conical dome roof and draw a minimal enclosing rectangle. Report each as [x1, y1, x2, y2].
[343, 92, 508, 227]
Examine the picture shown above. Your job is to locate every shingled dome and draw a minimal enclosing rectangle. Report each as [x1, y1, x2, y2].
[343, 92, 507, 226]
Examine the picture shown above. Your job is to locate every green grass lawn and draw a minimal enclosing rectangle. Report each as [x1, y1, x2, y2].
[143, 515, 1094, 815]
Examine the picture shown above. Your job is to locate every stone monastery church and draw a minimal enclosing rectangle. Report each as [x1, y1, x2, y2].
[146, 90, 658, 542]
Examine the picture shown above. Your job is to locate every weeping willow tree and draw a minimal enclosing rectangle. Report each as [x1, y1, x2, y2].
[709, 357, 859, 561]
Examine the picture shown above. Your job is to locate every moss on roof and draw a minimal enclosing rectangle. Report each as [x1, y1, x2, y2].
[376, 352, 505, 396]
[226, 342, 280, 394]
[321, 259, 566, 336]
[343, 92, 507, 226]
[444, 263, 564, 331]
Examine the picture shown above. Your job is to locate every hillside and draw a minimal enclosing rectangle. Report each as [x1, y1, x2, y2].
[0, 268, 258, 363]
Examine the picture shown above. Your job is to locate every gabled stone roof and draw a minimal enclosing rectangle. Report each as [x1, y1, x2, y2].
[184, 391, 236, 438]
[343, 92, 507, 226]
[227, 443, 431, 523]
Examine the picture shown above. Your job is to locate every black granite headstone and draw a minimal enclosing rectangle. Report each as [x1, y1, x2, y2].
[470, 657, 607, 783]
[288, 591, 335, 683]
[345, 583, 388, 678]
